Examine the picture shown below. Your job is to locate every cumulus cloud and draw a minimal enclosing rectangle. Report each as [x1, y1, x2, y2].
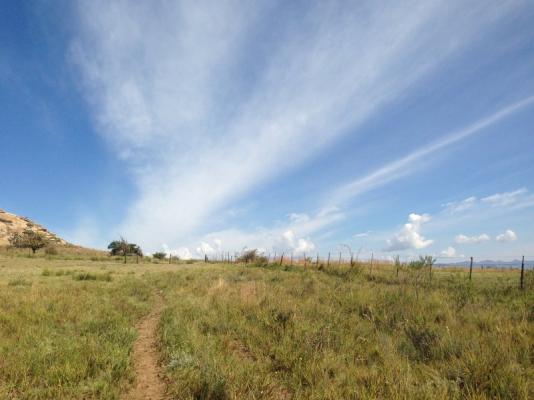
[161, 244, 193, 259]
[496, 229, 517, 242]
[385, 213, 433, 251]
[454, 233, 490, 244]
[70, 0, 528, 252]
[196, 241, 215, 255]
[440, 246, 457, 257]
[280, 230, 315, 254]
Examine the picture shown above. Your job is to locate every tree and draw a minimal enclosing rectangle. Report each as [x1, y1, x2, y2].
[152, 252, 167, 260]
[108, 237, 142, 263]
[9, 229, 48, 255]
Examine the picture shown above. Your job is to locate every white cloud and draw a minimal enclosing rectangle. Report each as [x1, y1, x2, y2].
[443, 196, 477, 214]
[454, 233, 490, 244]
[482, 188, 528, 207]
[354, 231, 372, 238]
[385, 213, 433, 251]
[329, 96, 534, 206]
[196, 241, 215, 255]
[496, 229, 517, 243]
[294, 238, 316, 253]
[440, 246, 457, 257]
[280, 229, 316, 254]
[70, 0, 529, 252]
[161, 244, 193, 259]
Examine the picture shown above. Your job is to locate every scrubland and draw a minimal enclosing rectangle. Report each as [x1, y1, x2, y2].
[0, 252, 532, 399]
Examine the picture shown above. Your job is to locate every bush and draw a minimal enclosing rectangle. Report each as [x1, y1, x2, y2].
[153, 252, 167, 260]
[44, 245, 58, 256]
[236, 249, 268, 265]
[73, 272, 112, 282]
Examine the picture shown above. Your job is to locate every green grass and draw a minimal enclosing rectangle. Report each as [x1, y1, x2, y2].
[156, 264, 533, 399]
[0, 254, 532, 399]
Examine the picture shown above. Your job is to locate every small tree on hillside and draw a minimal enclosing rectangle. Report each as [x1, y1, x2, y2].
[9, 229, 48, 255]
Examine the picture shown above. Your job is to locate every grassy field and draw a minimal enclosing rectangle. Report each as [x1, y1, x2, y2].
[0, 253, 532, 399]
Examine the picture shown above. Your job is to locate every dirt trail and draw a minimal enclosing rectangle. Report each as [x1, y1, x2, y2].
[122, 291, 166, 400]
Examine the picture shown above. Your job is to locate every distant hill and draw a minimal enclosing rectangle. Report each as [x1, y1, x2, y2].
[0, 208, 68, 247]
[437, 259, 533, 268]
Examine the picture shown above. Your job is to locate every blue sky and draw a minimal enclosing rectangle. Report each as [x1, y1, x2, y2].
[1, 0, 534, 261]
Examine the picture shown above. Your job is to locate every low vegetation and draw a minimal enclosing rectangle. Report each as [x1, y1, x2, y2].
[0, 251, 532, 399]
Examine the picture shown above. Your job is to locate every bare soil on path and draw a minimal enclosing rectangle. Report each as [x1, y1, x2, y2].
[122, 291, 167, 400]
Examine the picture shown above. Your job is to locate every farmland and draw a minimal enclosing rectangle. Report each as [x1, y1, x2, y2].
[0, 252, 532, 399]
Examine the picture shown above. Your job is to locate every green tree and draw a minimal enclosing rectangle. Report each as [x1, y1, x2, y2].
[152, 252, 167, 260]
[108, 237, 142, 263]
[9, 229, 49, 255]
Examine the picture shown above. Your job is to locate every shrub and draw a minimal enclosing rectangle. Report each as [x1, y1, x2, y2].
[73, 272, 112, 282]
[236, 249, 268, 265]
[153, 252, 167, 260]
[44, 245, 58, 256]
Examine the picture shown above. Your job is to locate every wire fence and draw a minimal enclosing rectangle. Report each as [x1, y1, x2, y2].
[202, 251, 534, 291]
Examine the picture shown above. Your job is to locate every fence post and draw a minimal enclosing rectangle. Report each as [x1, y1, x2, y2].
[469, 257, 473, 281]
[350, 253, 354, 268]
[338, 252, 342, 266]
[316, 253, 319, 268]
[169, 254, 171, 264]
[290, 252, 293, 266]
[519, 256, 525, 290]
[280, 252, 284, 266]
[205, 254, 208, 263]
[304, 253, 307, 268]
[327, 252, 330, 268]
[370, 252, 374, 275]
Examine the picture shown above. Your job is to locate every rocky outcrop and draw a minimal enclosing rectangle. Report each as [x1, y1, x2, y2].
[0, 209, 67, 246]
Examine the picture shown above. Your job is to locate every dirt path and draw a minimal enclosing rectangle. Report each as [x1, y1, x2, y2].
[122, 291, 166, 400]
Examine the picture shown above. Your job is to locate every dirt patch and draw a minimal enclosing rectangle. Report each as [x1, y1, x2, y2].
[122, 291, 166, 400]
[229, 339, 256, 362]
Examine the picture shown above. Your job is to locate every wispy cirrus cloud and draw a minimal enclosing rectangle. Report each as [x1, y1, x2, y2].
[329, 97, 534, 206]
[70, 0, 529, 252]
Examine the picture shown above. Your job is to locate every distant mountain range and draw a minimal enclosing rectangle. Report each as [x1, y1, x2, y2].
[437, 259, 533, 268]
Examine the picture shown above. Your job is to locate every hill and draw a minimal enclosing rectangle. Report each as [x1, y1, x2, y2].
[0, 208, 67, 247]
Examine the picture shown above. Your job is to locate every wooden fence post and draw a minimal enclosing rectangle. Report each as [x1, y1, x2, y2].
[304, 253, 307, 268]
[370, 252, 374, 275]
[280, 253, 284, 266]
[290, 252, 293, 266]
[338, 252, 342, 266]
[316, 253, 319, 268]
[469, 257, 473, 281]
[519, 256, 525, 290]
[327, 252, 330, 268]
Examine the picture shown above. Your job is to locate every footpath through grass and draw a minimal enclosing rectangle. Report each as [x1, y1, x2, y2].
[0, 255, 532, 399]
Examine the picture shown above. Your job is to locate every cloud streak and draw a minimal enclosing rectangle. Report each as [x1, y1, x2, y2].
[71, 0, 528, 251]
[330, 96, 534, 205]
